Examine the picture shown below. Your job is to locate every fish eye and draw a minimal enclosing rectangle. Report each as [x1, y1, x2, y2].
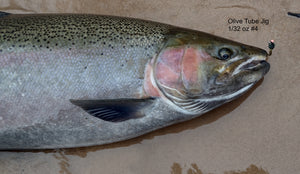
[218, 48, 233, 60]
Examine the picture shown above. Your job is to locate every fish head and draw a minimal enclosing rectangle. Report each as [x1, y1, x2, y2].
[149, 31, 270, 114]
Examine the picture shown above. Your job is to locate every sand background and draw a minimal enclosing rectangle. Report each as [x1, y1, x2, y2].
[0, 0, 299, 174]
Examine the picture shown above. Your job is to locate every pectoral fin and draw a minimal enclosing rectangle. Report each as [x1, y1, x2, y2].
[70, 98, 155, 122]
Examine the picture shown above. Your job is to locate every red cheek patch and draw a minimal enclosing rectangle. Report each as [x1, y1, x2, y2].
[182, 48, 200, 83]
[158, 48, 184, 73]
[144, 46, 212, 97]
[155, 47, 185, 88]
[155, 62, 180, 87]
[182, 47, 212, 90]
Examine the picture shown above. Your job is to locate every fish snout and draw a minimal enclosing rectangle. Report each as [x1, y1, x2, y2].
[240, 60, 270, 75]
[231, 53, 269, 76]
[260, 60, 270, 75]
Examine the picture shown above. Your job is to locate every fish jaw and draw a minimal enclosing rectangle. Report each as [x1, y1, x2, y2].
[206, 53, 270, 98]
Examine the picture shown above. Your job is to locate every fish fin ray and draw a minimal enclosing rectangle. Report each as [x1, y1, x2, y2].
[173, 98, 215, 114]
[70, 98, 155, 122]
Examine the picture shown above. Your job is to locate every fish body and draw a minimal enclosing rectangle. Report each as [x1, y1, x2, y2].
[0, 13, 270, 149]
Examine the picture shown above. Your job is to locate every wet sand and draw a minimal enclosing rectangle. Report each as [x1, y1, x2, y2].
[1, 0, 300, 174]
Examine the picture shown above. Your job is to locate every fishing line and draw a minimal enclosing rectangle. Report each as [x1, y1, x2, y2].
[288, 12, 300, 18]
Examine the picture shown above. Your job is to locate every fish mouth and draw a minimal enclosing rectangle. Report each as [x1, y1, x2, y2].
[232, 55, 270, 76]
[204, 59, 270, 102]
[240, 60, 270, 75]
[209, 60, 270, 100]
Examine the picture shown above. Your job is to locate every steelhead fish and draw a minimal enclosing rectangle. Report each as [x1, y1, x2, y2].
[0, 12, 270, 149]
